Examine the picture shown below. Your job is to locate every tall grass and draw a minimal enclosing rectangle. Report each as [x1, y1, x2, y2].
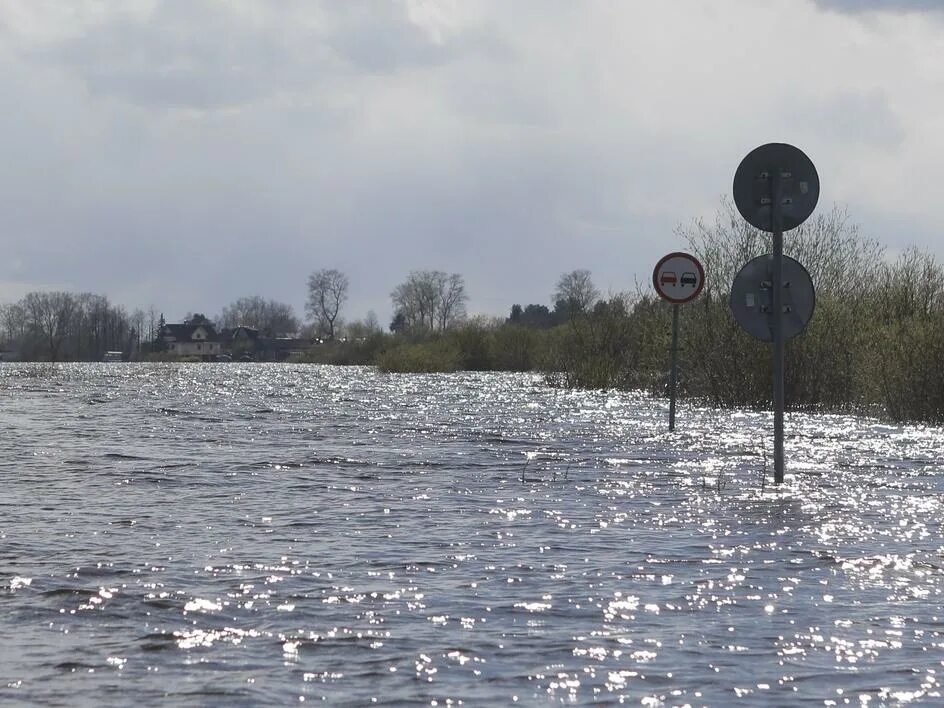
[375, 338, 462, 373]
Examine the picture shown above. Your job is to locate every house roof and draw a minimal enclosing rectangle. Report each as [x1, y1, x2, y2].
[219, 326, 259, 344]
[162, 323, 220, 341]
[233, 326, 260, 340]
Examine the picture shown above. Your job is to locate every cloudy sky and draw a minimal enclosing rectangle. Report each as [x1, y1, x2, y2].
[1, 0, 941, 325]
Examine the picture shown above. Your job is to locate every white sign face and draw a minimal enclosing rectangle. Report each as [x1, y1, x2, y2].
[652, 252, 705, 304]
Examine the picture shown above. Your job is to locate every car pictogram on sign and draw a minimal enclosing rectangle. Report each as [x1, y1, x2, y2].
[680, 272, 697, 286]
[659, 271, 678, 286]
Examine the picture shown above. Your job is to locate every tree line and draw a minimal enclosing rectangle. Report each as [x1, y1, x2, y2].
[0, 292, 153, 362]
[302, 201, 944, 424]
[4, 203, 944, 424]
[304, 268, 469, 338]
[0, 268, 469, 360]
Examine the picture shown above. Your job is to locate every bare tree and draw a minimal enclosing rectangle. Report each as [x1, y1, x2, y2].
[391, 270, 467, 332]
[306, 269, 349, 340]
[130, 308, 146, 350]
[263, 301, 299, 336]
[391, 280, 422, 331]
[22, 291, 79, 361]
[363, 310, 381, 333]
[345, 310, 384, 340]
[0, 303, 25, 344]
[1, 292, 133, 360]
[553, 269, 600, 316]
[438, 273, 468, 330]
[392, 272, 436, 331]
[219, 296, 299, 336]
[146, 305, 160, 344]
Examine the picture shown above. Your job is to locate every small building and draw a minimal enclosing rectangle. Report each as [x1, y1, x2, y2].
[263, 337, 314, 361]
[219, 326, 261, 360]
[231, 326, 260, 351]
[161, 323, 222, 360]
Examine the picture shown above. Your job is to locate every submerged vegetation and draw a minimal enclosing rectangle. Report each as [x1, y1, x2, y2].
[298, 201, 944, 423]
[675, 201, 944, 423]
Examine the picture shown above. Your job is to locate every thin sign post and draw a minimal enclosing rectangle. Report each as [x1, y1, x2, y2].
[652, 252, 705, 431]
[733, 143, 819, 485]
[668, 302, 680, 431]
[771, 169, 786, 484]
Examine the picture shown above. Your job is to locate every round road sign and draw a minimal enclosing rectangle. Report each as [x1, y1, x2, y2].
[652, 252, 705, 304]
[733, 143, 819, 233]
[729, 254, 816, 341]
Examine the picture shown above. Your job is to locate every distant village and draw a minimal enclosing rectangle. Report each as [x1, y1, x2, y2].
[0, 316, 322, 363]
[0, 269, 462, 363]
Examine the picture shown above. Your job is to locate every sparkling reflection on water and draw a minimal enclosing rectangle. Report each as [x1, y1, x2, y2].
[1, 363, 942, 705]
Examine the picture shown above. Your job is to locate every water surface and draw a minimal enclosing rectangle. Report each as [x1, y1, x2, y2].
[1, 363, 942, 705]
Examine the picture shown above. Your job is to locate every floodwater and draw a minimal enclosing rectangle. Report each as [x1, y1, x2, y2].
[1, 363, 942, 705]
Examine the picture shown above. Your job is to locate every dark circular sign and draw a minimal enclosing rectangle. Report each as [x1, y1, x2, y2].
[729, 254, 816, 341]
[652, 252, 705, 304]
[733, 143, 819, 233]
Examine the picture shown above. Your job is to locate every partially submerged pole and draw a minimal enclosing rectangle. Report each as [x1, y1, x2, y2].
[732, 143, 819, 486]
[668, 303, 680, 432]
[771, 169, 786, 484]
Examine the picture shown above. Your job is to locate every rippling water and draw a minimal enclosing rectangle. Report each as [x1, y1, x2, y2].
[1, 363, 943, 705]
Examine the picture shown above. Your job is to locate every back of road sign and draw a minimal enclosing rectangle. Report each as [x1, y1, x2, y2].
[733, 143, 820, 233]
[730, 254, 816, 341]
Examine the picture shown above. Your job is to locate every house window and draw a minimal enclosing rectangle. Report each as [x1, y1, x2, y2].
[197, 344, 202, 351]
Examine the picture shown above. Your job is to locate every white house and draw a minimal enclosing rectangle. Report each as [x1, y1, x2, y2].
[161, 323, 222, 359]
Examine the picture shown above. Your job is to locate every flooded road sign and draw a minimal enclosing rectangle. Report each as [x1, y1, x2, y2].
[652, 252, 705, 431]
[730, 254, 815, 341]
[652, 252, 705, 304]
[733, 143, 819, 232]
[732, 142, 819, 486]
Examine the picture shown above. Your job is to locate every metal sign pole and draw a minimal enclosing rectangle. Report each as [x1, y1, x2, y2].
[733, 143, 819, 487]
[668, 303, 680, 432]
[652, 251, 705, 432]
[771, 169, 785, 484]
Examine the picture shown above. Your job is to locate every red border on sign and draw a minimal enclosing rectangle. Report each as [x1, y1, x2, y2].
[652, 251, 705, 304]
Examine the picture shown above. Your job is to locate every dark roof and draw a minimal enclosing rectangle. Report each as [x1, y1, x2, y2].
[162, 323, 220, 341]
[219, 326, 260, 344]
[233, 326, 260, 340]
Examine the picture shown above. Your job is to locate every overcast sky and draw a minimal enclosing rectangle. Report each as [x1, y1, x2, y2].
[1, 0, 942, 325]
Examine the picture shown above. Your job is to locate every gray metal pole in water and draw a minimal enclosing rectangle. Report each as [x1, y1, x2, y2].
[668, 303, 680, 432]
[771, 170, 785, 484]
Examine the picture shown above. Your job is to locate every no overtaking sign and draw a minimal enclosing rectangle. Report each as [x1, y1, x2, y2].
[652, 250, 704, 432]
[652, 252, 705, 304]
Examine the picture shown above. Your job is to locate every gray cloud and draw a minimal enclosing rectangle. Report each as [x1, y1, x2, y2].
[813, 0, 944, 13]
[786, 89, 905, 149]
[19, 0, 504, 111]
[27, 1, 321, 109]
[326, 3, 457, 73]
[0, 1, 942, 323]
